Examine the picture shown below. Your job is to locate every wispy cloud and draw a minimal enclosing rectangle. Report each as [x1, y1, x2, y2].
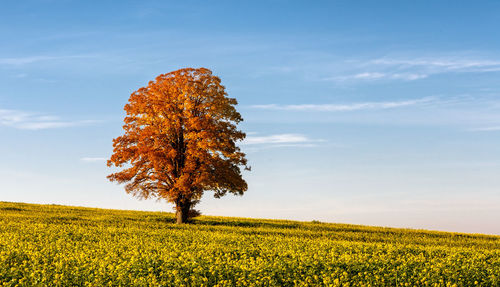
[333, 72, 428, 82]
[0, 55, 96, 65]
[242, 133, 324, 149]
[251, 97, 433, 112]
[468, 126, 500, 132]
[244, 134, 311, 145]
[370, 58, 500, 72]
[322, 54, 500, 83]
[0, 108, 96, 130]
[81, 157, 107, 162]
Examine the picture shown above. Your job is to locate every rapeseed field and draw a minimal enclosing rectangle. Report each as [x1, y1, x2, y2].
[0, 201, 498, 286]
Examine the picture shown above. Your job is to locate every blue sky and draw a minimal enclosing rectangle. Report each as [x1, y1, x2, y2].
[1, 1, 500, 234]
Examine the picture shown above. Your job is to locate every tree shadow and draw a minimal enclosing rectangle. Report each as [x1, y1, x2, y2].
[1, 207, 25, 212]
[192, 218, 301, 229]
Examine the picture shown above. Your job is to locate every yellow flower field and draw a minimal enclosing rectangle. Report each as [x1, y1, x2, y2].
[0, 202, 499, 286]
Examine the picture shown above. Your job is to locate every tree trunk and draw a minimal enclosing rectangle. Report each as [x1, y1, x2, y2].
[175, 201, 191, 224]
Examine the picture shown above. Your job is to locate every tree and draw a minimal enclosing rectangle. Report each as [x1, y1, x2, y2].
[107, 68, 249, 224]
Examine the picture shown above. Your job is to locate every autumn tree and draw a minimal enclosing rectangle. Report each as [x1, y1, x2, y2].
[107, 68, 248, 224]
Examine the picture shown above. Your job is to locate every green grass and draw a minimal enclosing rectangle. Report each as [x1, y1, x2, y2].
[0, 201, 499, 286]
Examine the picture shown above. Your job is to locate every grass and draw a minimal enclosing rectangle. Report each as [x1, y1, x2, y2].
[0, 201, 499, 286]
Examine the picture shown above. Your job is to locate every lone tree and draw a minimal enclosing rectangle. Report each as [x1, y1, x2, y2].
[107, 68, 248, 224]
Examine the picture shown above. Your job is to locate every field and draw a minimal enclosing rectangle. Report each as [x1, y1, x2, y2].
[0, 202, 499, 286]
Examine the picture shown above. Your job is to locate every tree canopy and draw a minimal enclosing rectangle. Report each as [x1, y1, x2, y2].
[107, 68, 248, 223]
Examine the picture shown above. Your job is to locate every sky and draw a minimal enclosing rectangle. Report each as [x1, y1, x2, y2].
[1, 1, 500, 235]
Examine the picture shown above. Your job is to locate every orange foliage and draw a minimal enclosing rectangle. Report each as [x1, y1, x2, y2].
[107, 68, 248, 223]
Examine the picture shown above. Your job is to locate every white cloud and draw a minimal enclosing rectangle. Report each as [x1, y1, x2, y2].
[0, 108, 96, 130]
[251, 97, 433, 112]
[322, 55, 500, 83]
[0, 55, 96, 65]
[244, 134, 311, 145]
[81, 157, 108, 162]
[469, 126, 500, 132]
[398, 73, 428, 80]
[336, 72, 428, 81]
[242, 133, 325, 150]
[371, 58, 500, 72]
[352, 72, 386, 79]
[0, 56, 59, 65]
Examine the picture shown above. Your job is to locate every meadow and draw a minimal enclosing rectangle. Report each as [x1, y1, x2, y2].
[0, 201, 499, 286]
